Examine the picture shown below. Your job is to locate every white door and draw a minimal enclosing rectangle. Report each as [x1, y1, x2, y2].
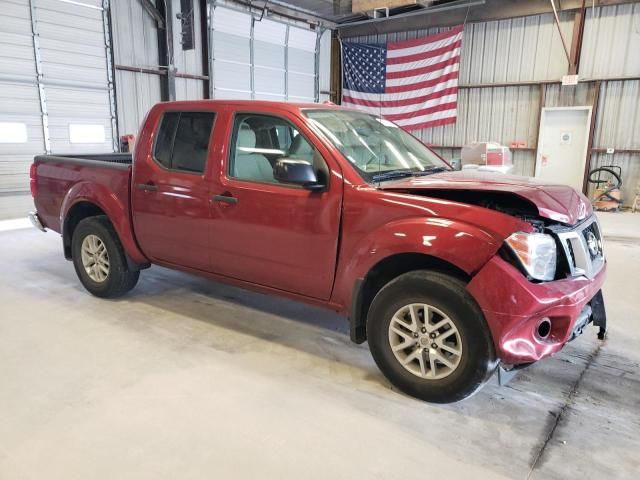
[535, 107, 592, 191]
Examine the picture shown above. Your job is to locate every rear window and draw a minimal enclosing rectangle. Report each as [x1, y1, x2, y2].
[153, 111, 215, 173]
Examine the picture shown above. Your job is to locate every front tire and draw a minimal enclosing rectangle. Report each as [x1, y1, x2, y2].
[71, 216, 139, 298]
[367, 270, 496, 403]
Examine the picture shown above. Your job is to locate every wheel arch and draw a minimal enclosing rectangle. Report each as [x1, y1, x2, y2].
[349, 252, 471, 344]
[62, 201, 106, 259]
[60, 182, 148, 266]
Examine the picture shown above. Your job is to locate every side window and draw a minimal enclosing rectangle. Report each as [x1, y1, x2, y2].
[153, 111, 215, 173]
[229, 113, 326, 186]
[154, 112, 180, 168]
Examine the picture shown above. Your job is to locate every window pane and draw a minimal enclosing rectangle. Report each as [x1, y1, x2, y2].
[154, 112, 180, 168]
[230, 114, 326, 186]
[171, 112, 215, 173]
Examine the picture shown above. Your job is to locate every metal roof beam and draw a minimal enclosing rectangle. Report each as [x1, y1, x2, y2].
[337, 0, 639, 35]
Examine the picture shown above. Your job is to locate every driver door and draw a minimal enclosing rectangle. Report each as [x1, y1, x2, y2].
[209, 111, 341, 300]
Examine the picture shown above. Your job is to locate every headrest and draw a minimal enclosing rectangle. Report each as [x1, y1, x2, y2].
[289, 134, 313, 157]
[237, 123, 256, 150]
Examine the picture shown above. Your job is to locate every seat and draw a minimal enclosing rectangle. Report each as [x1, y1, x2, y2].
[172, 116, 211, 173]
[233, 123, 274, 182]
[288, 133, 314, 161]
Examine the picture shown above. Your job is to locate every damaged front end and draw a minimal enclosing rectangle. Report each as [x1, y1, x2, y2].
[379, 173, 607, 367]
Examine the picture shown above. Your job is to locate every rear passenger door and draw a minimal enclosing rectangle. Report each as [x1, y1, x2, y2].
[132, 109, 216, 270]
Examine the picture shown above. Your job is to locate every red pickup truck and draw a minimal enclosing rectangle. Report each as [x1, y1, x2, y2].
[29, 100, 607, 403]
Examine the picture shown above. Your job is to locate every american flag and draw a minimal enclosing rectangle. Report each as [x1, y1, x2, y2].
[341, 25, 463, 130]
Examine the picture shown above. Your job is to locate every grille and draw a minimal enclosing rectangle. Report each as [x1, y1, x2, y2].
[556, 216, 605, 279]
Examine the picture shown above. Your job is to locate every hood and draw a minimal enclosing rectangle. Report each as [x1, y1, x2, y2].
[379, 170, 592, 225]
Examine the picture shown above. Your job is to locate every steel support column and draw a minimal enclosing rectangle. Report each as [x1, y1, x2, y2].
[284, 24, 289, 101]
[314, 28, 323, 102]
[249, 15, 255, 99]
[165, 0, 176, 101]
[568, 0, 587, 75]
[208, 0, 215, 98]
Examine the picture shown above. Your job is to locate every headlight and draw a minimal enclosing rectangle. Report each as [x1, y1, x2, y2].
[505, 232, 557, 281]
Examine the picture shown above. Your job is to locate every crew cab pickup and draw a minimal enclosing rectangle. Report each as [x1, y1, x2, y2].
[29, 100, 607, 403]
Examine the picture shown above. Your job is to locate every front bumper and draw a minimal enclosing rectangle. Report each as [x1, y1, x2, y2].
[467, 255, 606, 364]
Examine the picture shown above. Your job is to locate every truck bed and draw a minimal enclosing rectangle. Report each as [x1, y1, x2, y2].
[33, 153, 133, 234]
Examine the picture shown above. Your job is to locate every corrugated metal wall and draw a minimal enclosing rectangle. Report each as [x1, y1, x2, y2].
[580, 2, 640, 78]
[110, 0, 161, 135]
[342, 6, 640, 206]
[460, 12, 574, 84]
[111, 0, 207, 134]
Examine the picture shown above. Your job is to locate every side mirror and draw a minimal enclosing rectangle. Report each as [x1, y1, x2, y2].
[450, 159, 462, 171]
[273, 158, 325, 191]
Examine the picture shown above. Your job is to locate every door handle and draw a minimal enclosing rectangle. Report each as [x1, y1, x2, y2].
[136, 182, 158, 192]
[213, 193, 238, 204]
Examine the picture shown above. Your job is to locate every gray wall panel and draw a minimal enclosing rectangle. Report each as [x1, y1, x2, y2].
[595, 79, 640, 150]
[115, 70, 161, 135]
[581, 3, 640, 79]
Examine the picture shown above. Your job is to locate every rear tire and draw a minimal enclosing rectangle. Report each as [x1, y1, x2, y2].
[367, 270, 496, 403]
[71, 216, 139, 298]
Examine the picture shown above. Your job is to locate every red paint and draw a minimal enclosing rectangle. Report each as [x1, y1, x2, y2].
[32, 100, 606, 366]
[379, 170, 593, 225]
[468, 256, 606, 364]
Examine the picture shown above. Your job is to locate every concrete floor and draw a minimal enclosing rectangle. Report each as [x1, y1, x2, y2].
[1, 213, 639, 480]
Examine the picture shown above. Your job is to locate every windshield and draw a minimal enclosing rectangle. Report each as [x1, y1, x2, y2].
[304, 109, 449, 183]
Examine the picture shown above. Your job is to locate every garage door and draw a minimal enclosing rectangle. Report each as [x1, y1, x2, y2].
[209, 4, 320, 102]
[0, 0, 116, 200]
[0, 0, 43, 194]
[34, 0, 116, 154]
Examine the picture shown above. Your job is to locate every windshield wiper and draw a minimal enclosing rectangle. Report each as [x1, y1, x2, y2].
[371, 170, 415, 182]
[412, 166, 449, 176]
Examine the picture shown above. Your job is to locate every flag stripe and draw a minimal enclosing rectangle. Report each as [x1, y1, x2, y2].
[386, 55, 460, 80]
[387, 42, 461, 74]
[384, 101, 458, 121]
[394, 109, 458, 127]
[343, 81, 458, 105]
[386, 40, 462, 67]
[342, 91, 458, 115]
[387, 32, 463, 59]
[386, 68, 459, 93]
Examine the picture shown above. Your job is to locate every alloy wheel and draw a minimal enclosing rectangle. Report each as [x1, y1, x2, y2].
[81, 234, 110, 283]
[388, 303, 463, 380]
